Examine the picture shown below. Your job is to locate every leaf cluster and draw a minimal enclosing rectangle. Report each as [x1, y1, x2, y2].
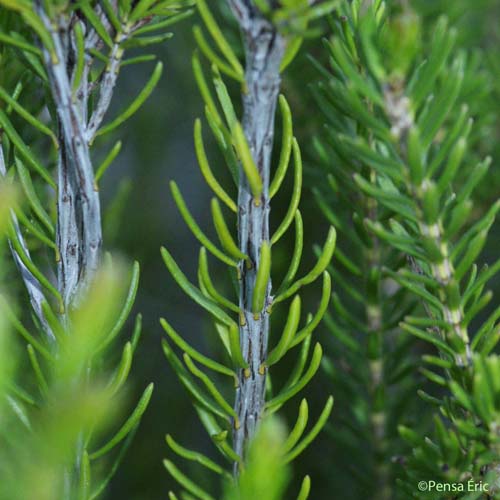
[310, 1, 500, 497]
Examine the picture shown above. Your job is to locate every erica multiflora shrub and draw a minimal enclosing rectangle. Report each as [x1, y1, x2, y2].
[311, 1, 500, 498]
[0, 1, 190, 498]
[0, 1, 498, 499]
[160, 1, 337, 498]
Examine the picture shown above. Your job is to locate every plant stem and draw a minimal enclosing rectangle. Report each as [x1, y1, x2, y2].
[365, 193, 390, 500]
[228, 0, 285, 472]
[384, 84, 471, 367]
[36, 5, 103, 312]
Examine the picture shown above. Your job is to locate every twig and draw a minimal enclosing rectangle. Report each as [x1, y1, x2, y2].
[36, 3, 103, 310]
[229, 0, 286, 472]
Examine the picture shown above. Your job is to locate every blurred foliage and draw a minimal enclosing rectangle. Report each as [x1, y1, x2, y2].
[309, 0, 500, 499]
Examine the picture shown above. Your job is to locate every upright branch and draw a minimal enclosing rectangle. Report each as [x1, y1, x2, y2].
[228, 0, 286, 465]
[310, 6, 419, 493]
[311, 3, 500, 493]
[0, 1, 189, 495]
[31, 1, 177, 312]
[161, 2, 337, 496]
[36, 3, 103, 310]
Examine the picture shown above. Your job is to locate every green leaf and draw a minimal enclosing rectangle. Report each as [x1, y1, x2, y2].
[14, 157, 54, 235]
[0, 296, 53, 361]
[232, 122, 263, 202]
[196, 0, 243, 77]
[296, 475, 311, 500]
[0, 86, 57, 148]
[407, 126, 424, 185]
[436, 137, 466, 194]
[130, 0, 158, 20]
[170, 181, 237, 267]
[267, 295, 301, 366]
[121, 54, 157, 67]
[80, 1, 114, 47]
[0, 111, 55, 189]
[211, 198, 247, 261]
[122, 33, 173, 49]
[410, 17, 456, 108]
[95, 62, 163, 139]
[98, 261, 140, 352]
[107, 342, 133, 396]
[166, 434, 230, 477]
[95, 141, 122, 183]
[133, 10, 194, 35]
[160, 317, 234, 378]
[0, 31, 42, 55]
[164, 460, 215, 500]
[193, 26, 243, 82]
[163, 341, 229, 421]
[8, 221, 61, 305]
[72, 20, 85, 95]
[228, 322, 248, 369]
[161, 246, 235, 327]
[271, 138, 302, 244]
[192, 51, 222, 125]
[276, 226, 336, 303]
[284, 396, 333, 463]
[270, 95, 293, 198]
[400, 322, 455, 357]
[183, 354, 236, 419]
[211, 65, 238, 129]
[284, 334, 312, 390]
[194, 119, 236, 212]
[291, 271, 331, 347]
[252, 241, 271, 315]
[78, 450, 91, 500]
[195, 406, 240, 463]
[101, 0, 122, 31]
[283, 398, 308, 453]
[281, 37, 303, 72]
[198, 247, 239, 313]
[419, 55, 464, 149]
[27, 344, 48, 395]
[277, 211, 303, 293]
[455, 231, 488, 282]
[89, 383, 154, 460]
[14, 206, 56, 252]
[267, 343, 323, 411]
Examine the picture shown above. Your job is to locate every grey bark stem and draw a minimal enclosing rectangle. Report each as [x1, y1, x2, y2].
[229, 1, 285, 472]
[37, 5, 103, 311]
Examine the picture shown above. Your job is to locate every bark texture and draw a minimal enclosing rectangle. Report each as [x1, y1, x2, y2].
[228, 0, 286, 470]
[36, 4, 106, 312]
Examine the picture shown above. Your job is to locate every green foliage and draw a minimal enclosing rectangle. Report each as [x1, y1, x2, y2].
[223, 417, 291, 500]
[0, 0, 498, 498]
[0, 1, 192, 498]
[0, 257, 146, 500]
[311, 1, 500, 498]
[161, 1, 337, 498]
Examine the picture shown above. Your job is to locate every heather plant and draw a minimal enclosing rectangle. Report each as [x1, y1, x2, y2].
[161, 1, 338, 498]
[311, 1, 500, 498]
[0, 1, 191, 498]
[0, 1, 498, 499]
